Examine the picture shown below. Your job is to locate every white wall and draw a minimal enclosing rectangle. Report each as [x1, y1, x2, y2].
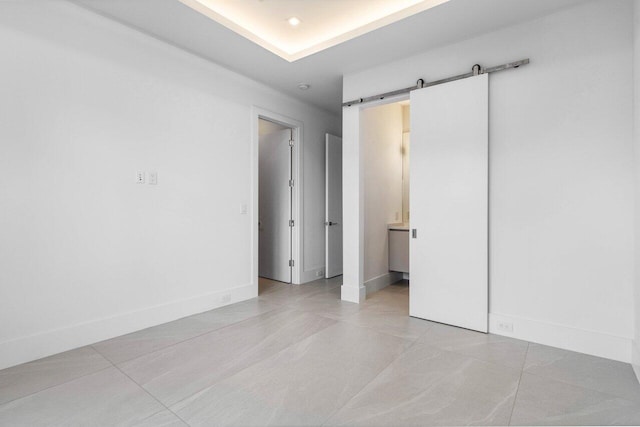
[258, 119, 288, 136]
[402, 105, 410, 133]
[634, 0, 640, 378]
[361, 103, 404, 291]
[0, 0, 340, 370]
[343, 0, 635, 362]
[402, 106, 410, 223]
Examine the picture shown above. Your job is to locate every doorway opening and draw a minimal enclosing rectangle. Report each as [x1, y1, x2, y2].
[251, 108, 304, 296]
[359, 98, 412, 311]
[350, 74, 489, 334]
[325, 133, 343, 279]
[258, 118, 293, 284]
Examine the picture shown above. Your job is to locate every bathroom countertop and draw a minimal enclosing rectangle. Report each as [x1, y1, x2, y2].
[388, 223, 410, 231]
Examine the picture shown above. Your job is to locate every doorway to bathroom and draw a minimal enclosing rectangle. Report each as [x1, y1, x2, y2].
[356, 73, 489, 332]
[360, 100, 411, 299]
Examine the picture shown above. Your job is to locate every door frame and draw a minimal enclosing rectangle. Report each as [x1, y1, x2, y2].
[341, 94, 408, 303]
[251, 107, 304, 289]
[325, 133, 343, 279]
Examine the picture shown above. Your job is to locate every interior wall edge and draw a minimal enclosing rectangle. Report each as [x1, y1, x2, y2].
[489, 312, 633, 363]
[0, 284, 256, 371]
[633, 0, 640, 384]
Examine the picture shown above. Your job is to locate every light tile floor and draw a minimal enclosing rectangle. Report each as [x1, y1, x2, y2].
[1, 277, 639, 426]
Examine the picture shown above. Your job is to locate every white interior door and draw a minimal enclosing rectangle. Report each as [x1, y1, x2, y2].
[409, 74, 489, 332]
[259, 128, 292, 283]
[325, 133, 343, 278]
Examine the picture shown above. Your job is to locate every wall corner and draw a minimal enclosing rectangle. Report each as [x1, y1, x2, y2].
[633, 0, 640, 384]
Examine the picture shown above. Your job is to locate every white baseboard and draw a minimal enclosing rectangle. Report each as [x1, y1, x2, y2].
[0, 283, 256, 371]
[364, 272, 403, 295]
[299, 267, 325, 284]
[489, 313, 633, 363]
[341, 284, 366, 303]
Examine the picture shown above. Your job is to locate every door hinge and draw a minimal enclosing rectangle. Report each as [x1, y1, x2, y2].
[289, 179, 294, 187]
[289, 139, 294, 147]
[289, 219, 295, 227]
[289, 259, 295, 267]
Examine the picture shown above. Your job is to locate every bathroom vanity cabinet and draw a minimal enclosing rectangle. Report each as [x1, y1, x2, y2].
[388, 224, 409, 273]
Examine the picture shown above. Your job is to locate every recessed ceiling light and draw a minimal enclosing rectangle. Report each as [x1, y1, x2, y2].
[179, 0, 451, 62]
[287, 17, 301, 27]
[297, 83, 310, 90]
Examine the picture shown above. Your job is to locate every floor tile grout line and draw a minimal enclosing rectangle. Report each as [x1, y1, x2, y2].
[319, 331, 554, 427]
[305, 284, 640, 419]
[334, 314, 429, 344]
[319, 333, 425, 427]
[90, 344, 117, 365]
[321, 324, 430, 427]
[522, 341, 640, 403]
[105, 306, 330, 408]
[92, 302, 286, 367]
[97, 301, 336, 365]
[277, 293, 342, 309]
[120, 300, 340, 407]
[106, 357, 192, 427]
[400, 320, 529, 371]
[422, 344, 527, 374]
[521, 368, 640, 405]
[422, 340, 529, 372]
[507, 342, 529, 426]
[0, 364, 114, 409]
[331, 315, 428, 343]
[0, 281, 358, 388]
[167, 312, 340, 411]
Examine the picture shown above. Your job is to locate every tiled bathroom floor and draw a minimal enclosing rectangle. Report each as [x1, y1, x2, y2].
[1, 278, 639, 426]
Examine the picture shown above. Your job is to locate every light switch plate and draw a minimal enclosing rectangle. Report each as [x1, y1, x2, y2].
[240, 204, 248, 215]
[136, 171, 145, 184]
[148, 171, 158, 185]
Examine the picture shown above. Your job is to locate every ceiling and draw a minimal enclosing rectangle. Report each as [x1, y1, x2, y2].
[177, 0, 449, 62]
[73, 0, 587, 115]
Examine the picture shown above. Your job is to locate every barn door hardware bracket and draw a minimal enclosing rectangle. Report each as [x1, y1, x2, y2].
[342, 58, 529, 108]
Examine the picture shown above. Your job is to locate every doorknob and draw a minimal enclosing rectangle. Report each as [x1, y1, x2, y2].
[324, 221, 340, 226]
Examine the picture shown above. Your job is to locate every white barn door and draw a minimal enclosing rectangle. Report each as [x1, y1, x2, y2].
[409, 74, 489, 332]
